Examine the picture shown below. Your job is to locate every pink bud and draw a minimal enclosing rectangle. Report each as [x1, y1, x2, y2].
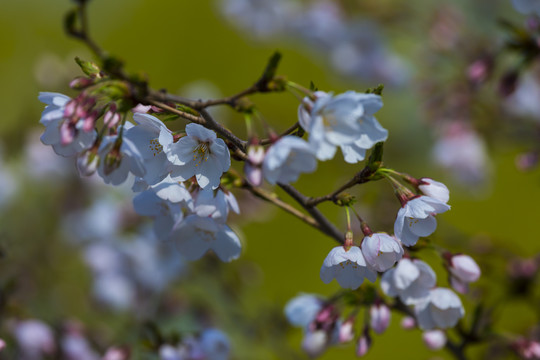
[69, 77, 94, 90]
[244, 163, 263, 186]
[248, 146, 265, 165]
[64, 100, 77, 118]
[132, 104, 152, 114]
[104, 111, 121, 128]
[0, 339, 5, 351]
[450, 254, 481, 283]
[356, 334, 371, 357]
[302, 330, 328, 358]
[60, 121, 76, 145]
[449, 276, 469, 294]
[422, 330, 447, 350]
[82, 110, 98, 132]
[370, 304, 391, 334]
[103, 346, 130, 360]
[338, 318, 355, 343]
[400, 316, 416, 330]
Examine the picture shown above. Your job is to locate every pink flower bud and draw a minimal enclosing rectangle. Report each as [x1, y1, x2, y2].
[60, 121, 76, 145]
[338, 318, 355, 343]
[64, 100, 77, 118]
[248, 146, 265, 165]
[450, 254, 481, 283]
[132, 104, 152, 114]
[0, 339, 5, 351]
[104, 111, 121, 128]
[356, 333, 371, 357]
[400, 316, 416, 330]
[82, 110, 98, 132]
[302, 330, 328, 358]
[69, 77, 94, 90]
[370, 304, 391, 334]
[512, 338, 540, 359]
[245, 163, 263, 186]
[422, 330, 447, 350]
[418, 178, 450, 204]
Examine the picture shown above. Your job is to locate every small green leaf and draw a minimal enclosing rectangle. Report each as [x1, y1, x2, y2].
[75, 56, 101, 78]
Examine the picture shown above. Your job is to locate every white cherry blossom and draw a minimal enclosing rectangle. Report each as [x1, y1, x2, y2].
[133, 189, 186, 240]
[381, 258, 436, 305]
[320, 246, 377, 290]
[262, 136, 317, 185]
[394, 195, 450, 246]
[361, 233, 403, 272]
[301, 91, 387, 162]
[418, 178, 450, 204]
[448, 254, 481, 294]
[193, 188, 240, 222]
[166, 123, 230, 189]
[39, 92, 96, 157]
[168, 215, 241, 262]
[414, 288, 465, 330]
[124, 113, 175, 185]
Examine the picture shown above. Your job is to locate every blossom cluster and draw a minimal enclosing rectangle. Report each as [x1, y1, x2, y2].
[39, 92, 241, 263]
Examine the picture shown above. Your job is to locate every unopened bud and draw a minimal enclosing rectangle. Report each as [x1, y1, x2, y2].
[77, 149, 100, 176]
[103, 346, 130, 360]
[338, 317, 355, 343]
[75, 57, 102, 78]
[60, 121, 76, 145]
[69, 77, 94, 90]
[400, 316, 416, 330]
[370, 304, 391, 334]
[302, 330, 328, 358]
[103, 147, 123, 176]
[422, 330, 447, 350]
[418, 178, 450, 203]
[356, 330, 371, 357]
[82, 110, 99, 132]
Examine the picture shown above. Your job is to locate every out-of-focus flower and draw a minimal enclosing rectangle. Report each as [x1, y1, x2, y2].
[401, 316, 416, 330]
[361, 233, 403, 272]
[394, 195, 450, 247]
[166, 123, 230, 190]
[338, 317, 355, 343]
[448, 254, 481, 294]
[512, 0, 540, 16]
[320, 246, 377, 290]
[244, 145, 265, 186]
[61, 324, 99, 360]
[356, 331, 371, 357]
[370, 304, 391, 334]
[433, 123, 490, 185]
[193, 188, 240, 223]
[414, 288, 465, 330]
[381, 258, 437, 305]
[200, 328, 230, 360]
[512, 338, 540, 359]
[168, 215, 241, 262]
[262, 136, 317, 185]
[422, 330, 447, 350]
[13, 320, 56, 359]
[284, 293, 324, 329]
[97, 134, 146, 186]
[302, 329, 328, 358]
[102, 347, 130, 360]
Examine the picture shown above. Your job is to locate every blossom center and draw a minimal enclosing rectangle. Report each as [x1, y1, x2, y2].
[193, 141, 211, 167]
[339, 260, 359, 269]
[149, 138, 163, 156]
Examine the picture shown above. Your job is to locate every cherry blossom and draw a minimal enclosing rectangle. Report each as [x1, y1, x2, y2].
[262, 136, 317, 185]
[361, 233, 403, 272]
[124, 113, 175, 185]
[166, 123, 230, 189]
[300, 91, 387, 162]
[320, 246, 377, 290]
[168, 214, 241, 262]
[448, 254, 481, 294]
[381, 258, 436, 305]
[97, 134, 146, 186]
[418, 178, 450, 204]
[394, 195, 450, 246]
[39, 92, 97, 157]
[414, 288, 465, 330]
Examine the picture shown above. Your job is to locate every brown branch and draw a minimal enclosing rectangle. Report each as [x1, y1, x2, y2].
[278, 184, 345, 244]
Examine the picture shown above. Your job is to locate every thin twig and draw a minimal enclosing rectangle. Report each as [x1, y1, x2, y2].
[278, 184, 345, 244]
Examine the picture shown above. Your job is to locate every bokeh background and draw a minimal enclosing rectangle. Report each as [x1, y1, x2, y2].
[1, 0, 539, 359]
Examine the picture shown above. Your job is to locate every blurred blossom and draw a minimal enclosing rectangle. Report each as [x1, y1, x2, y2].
[448, 254, 481, 294]
[433, 123, 490, 185]
[512, 0, 540, 16]
[356, 332, 371, 357]
[516, 151, 539, 171]
[25, 129, 72, 179]
[381, 258, 437, 305]
[63, 196, 125, 243]
[320, 246, 377, 290]
[13, 320, 56, 359]
[512, 338, 540, 359]
[422, 330, 447, 350]
[401, 316, 416, 330]
[218, 0, 409, 85]
[302, 329, 328, 358]
[505, 72, 540, 119]
[284, 293, 324, 329]
[61, 324, 99, 360]
[92, 272, 136, 311]
[370, 304, 391, 334]
[414, 288, 465, 330]
[199, 328, 231, 360]
[102, 347, 130, 360]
